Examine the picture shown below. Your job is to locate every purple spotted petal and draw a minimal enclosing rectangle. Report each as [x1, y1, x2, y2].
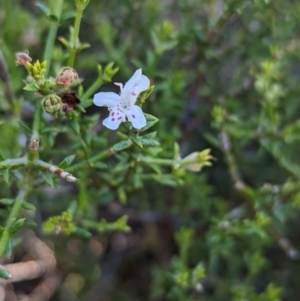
[103, 108, 125, 130]
[126, 105, 146, 129]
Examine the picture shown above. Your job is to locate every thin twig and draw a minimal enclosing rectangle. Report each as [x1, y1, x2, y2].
[35, 159, 77, 182]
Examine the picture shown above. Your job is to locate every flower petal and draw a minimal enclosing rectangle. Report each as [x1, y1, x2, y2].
[132, 75, 150, 95]
[93, 92, 120, 108]
[126, 105, 146, 129]
[102, 108, 125, 130]
[122, 69, 150, 105]
[123, 69, 142, 94]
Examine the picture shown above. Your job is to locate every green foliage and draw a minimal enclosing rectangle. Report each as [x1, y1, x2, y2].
[1, 0, 300, 299]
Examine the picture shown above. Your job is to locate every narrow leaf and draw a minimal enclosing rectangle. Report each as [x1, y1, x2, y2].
[23, 83, 39, 92]
[3, 169, 10, 184]
[131, 136, 143, 148]
[0, 199, 14, 206]
[42, 172, 55, 187]
[9, 218, 26, 235]
[18, 121, 31, 133]
[22, 202, 36, 211]
[4, 239, 12, 258]
[58, 155, 76, 169]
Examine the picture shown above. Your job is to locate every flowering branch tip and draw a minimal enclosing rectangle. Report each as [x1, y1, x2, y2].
[93, 69, 150, 130]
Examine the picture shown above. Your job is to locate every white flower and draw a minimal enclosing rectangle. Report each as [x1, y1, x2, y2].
[93, 69, 150, 130]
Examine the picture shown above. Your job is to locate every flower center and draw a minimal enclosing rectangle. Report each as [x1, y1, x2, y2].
[120, 97, 131, 111]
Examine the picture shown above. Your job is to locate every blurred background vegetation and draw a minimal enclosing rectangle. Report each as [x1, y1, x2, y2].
[2, 0, 300, 300]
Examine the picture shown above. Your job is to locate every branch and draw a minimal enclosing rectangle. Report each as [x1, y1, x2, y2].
[66, 139, 133, 173]
[34, 160, 77, 182]
[0, 157, 27, 170]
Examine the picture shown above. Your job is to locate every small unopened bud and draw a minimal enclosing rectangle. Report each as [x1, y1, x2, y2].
[42, 94, 62, 114]
[26, 75, 34, 83]
[16, 51, 32, 67]
[56, 68, 78, 87]
[178, 149, 213, 172]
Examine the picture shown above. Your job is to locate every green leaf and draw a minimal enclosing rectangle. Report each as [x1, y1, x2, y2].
[131, 136, 143, 148]
[139, 114, 159, 132]
[117, 187, 127, 204]
[36, 2, 51, 16]
[77, 43, 91, 52]
[69, 119, 81, 134]
[74, 227, 92, 238]
[76, 105, 86, 113]
[140, 121, 158, 132]
[58, 155, 76, 169]
[3, 169, 10, 184]
[18, 121, 31, 133]
[67, 200, 77, 215]
[113, 162, 130, 173]
[117, 132, 128, 140]
[58, 37, 71, 50]
[173, 142, 180, 159]
[147, 163, 161, 174]
[141, 138, 160, 147]
[42, 172, 55, 187]
[23, 83, 39, 92]
[136, 85, 155, 106]
[4, 239, 12, 258]
[145, 113, 159, 122]
[9, 218, 26, 235]
[93, 162, 107, 170]
[22, 202, 36, 211]
[112, 140, 132, 152]
[151, 175, 183, 187]
[0, 198, 14, 206]
[143, 131, 157, 139]
[101, 62, 119, 82]
[0, 149, 6, 161]
[61, 11, 77, 22]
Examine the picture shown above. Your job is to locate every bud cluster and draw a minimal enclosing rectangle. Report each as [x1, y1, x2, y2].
[27, 60, 47, 80]
[16, 51, 80, 117]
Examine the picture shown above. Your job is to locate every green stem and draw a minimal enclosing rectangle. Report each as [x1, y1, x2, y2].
[0, 157, 27, 170]
[0, 189, 27, 257]
[28, 99, 41, 163]
[32, 101, 41, 140]
[66, 140, 132, 173]
[68, 6, 84, 67]
[82, 78, 103, 106]
[139, 157, 174, 166]
[43, 0, 64, 76]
